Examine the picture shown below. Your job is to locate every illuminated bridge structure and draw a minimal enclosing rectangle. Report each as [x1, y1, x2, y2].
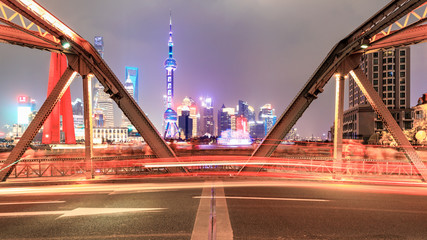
[1, 0, 427, 182]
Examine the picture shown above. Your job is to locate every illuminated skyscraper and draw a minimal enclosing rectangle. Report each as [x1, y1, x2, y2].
[125, 66, 139, 103]
[121, 75, 134, 128]
[93, 36, 114, 127]
[177, 97, 198, 138]
[199, 97, 214, 136]
[218, 104, 235, 135]
[17, 95, 33, 126]
[94, 36, 104, 58]
[163, 12, 179, 139]
[94, 81, 114, 127]
[259, 104, 277, 135]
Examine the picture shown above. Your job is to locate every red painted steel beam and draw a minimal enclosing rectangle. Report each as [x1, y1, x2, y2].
[42, 53, 76, 144]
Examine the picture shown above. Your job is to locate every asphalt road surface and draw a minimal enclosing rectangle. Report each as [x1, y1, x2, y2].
[1, 178, 427, 239]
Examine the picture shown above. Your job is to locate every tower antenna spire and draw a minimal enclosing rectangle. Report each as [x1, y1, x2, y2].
[169, 9, 172, 32]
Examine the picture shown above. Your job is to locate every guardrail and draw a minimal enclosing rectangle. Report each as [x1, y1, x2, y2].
[0, 155, 422, 180]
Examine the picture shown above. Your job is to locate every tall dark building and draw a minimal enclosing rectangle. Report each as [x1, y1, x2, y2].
[238, 100, 248, 118]
[237, 100, 255, 122]
[218, 104, 233, 135]
[343, 46, 412, 141]
[178, 108, 192, 140]
[250, 122, 265, 140]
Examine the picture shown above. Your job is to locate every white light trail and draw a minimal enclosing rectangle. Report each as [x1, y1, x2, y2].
[193, 196, 330, 202]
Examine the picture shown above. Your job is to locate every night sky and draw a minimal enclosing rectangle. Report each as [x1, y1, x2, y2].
[1, 0, 426, 138]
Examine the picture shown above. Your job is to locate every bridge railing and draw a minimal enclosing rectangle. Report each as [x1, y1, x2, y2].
[1, 155, 422, 180]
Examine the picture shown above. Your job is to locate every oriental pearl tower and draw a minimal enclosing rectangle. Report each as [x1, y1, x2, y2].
[163, 12, 179, 139]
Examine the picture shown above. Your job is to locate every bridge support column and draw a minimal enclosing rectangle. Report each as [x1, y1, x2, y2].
[83, 74, 94, 179]
[0, 67, 77, 182]
[333, 74, 345, 180]
[349, 68, 427, 182]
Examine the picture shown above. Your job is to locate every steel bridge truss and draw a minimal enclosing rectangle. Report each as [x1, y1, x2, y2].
[251, 1, 427, 181]
[0, 0, 178, 182]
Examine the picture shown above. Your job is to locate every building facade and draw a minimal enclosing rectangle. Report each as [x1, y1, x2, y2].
[343, 47, 412, 141]
[178, 107, 193, 139]
[92, 127, 128, 143]
[177, 97, 198, 138]
[218, 104, 235, 135]
[93, 36, 114, 128]
[121, 75, 135, 128]
[94, 81, 114, 127]
[199, 97, 214, 136]
[125, 66, 139, 103]
[413, 93, 427, 129]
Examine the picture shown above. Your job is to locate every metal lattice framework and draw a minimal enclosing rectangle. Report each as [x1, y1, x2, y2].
[250, 0, 427, 181]
[0, 0, 178, 181]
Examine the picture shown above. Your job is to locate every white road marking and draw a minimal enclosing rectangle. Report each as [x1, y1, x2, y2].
[194, 196, 330, 202]
[0, 201, 65, 205]
[0, 207, 165, 218]
[191, 181, 233, 240]
[214, 182, 233, 240]
[191, 183, 212, 240]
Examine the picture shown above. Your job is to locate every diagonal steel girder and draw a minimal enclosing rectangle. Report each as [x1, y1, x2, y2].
[0, 0, 177, 160]
[252, 0, 427, 158]
[347, 56, 427, 181]
[0, 66, 77, 181]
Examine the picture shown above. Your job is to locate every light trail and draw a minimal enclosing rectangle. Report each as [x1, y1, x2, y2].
[1, 180, 427, 197]
[193, 196, 330, 202]
[0, 207, 166, 218]
[0, 200, 65, 205]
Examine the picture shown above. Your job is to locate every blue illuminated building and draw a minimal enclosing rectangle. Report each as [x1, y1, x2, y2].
[94, 36, 104, 58]
[125, 66, 139, 103]
[163, 12, 179, 139]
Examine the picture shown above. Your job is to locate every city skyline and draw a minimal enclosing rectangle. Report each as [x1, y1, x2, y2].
[1, 0, 427, 138]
